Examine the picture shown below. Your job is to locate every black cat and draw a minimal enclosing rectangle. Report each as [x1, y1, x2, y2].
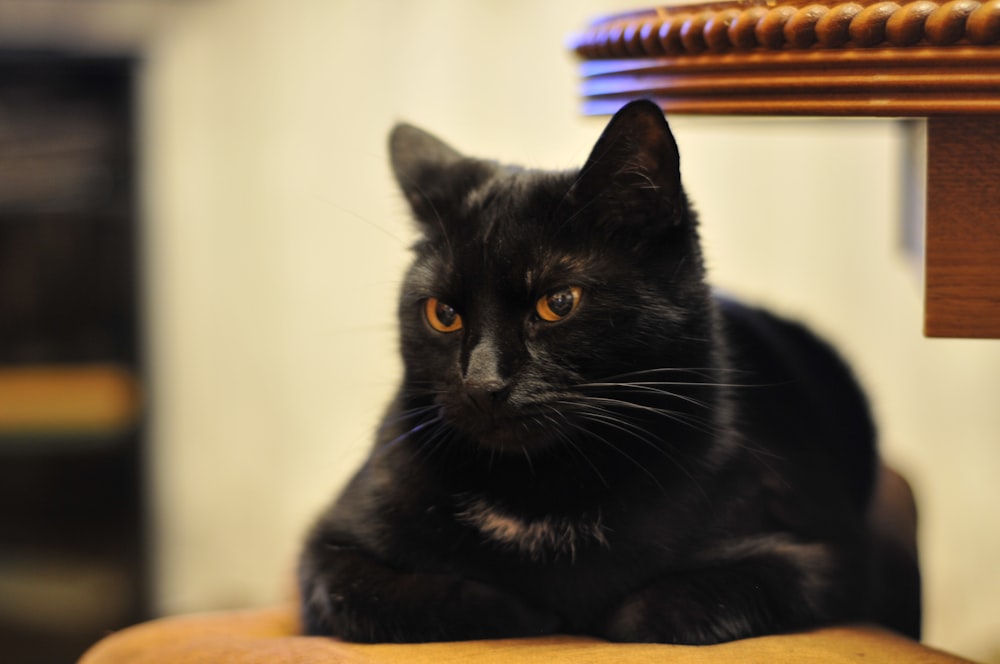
[298, 100, 920, 644]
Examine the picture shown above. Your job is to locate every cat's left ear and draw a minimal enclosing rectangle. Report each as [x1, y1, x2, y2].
[390, 123, 464, 185]
[389, 123, 494, 230]
[572, 99, 686, 229]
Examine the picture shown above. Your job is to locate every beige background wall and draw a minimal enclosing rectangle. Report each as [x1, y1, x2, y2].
[5, 1, 998, 661]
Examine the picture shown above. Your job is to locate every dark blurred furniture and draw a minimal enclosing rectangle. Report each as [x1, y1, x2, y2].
[0, 55, 146, 664]
[571, 0, 1000, 338]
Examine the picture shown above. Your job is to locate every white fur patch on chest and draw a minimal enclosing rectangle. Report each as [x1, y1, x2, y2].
[454, 497, 609, 561]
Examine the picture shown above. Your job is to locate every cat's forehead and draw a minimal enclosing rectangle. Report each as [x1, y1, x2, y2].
[408, 168, 605, 297]
[460, 171, 574, 245]
[417, 252, 589, 307]
[460, 175, 584, 277]
[414, 229, 586, 294]
[417, 238, 593, 303]
[462, 169, 536, 212]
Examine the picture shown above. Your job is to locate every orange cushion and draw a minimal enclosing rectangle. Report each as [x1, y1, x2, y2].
[78, 604, 973, 664]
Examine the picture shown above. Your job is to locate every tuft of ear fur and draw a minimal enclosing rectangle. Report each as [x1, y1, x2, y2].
[572, 99, 686, 231]
[388, 123, 496, 232]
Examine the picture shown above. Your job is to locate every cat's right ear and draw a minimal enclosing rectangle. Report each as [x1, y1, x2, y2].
[388, 123, 492, 231]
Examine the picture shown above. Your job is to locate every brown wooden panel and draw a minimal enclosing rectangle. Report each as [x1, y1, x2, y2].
[924, 116, 1000, 337]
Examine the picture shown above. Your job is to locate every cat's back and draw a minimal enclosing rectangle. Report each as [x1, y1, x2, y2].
[715, 296, 877, 512]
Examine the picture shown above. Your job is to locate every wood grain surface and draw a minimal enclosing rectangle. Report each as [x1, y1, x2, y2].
[925, 116, 1000, 337]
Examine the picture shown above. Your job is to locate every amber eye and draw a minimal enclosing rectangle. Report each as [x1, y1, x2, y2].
[424, 297, 463, 333]
[536, 286, 582, 322]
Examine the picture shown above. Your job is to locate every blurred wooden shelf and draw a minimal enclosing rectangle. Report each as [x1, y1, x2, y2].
[571, 0, 1000, 338]
[0, 364, 141, 437]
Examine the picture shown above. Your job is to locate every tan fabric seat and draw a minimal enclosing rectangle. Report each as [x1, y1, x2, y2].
[78, 603, 974, 664]
[80, 466, 963, 662]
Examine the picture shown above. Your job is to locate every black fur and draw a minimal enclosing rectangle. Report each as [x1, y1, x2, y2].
[298, 100, 921, 643]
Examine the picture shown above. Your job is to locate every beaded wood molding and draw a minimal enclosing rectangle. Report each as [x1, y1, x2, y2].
[571, 0, 1000, 115]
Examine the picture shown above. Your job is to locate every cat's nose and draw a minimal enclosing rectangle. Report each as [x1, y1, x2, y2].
[463, 377, 510, 410]
[462, 332, 512, 409]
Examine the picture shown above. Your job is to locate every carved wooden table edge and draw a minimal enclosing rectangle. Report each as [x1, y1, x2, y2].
[571, 0, 1000, 116]
[571, 0, 1000, 338]
[572, 0, 1000, 57]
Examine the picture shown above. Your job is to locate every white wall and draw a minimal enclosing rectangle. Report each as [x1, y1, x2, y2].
[123, 1, 1000, 660]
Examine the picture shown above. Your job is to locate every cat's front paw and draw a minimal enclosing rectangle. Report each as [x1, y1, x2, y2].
[300, 571, 372, 641]
[597, 590, 758, 645]
[596, 574, 772, 645]
[300, 557, 559, 642]
[451, 578, 561, 639]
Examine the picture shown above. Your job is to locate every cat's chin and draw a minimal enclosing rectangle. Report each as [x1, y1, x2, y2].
[473, 429, 555, 455]
[442, 410, 557, 455]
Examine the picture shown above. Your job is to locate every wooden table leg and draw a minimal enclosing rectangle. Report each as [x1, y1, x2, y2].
[925, 116, 1000, 338]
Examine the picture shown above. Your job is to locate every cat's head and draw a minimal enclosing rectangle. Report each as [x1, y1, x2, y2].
[388, 101, 717, 456]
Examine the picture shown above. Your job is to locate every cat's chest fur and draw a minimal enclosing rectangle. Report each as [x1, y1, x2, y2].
[453, 495, 610, 561]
